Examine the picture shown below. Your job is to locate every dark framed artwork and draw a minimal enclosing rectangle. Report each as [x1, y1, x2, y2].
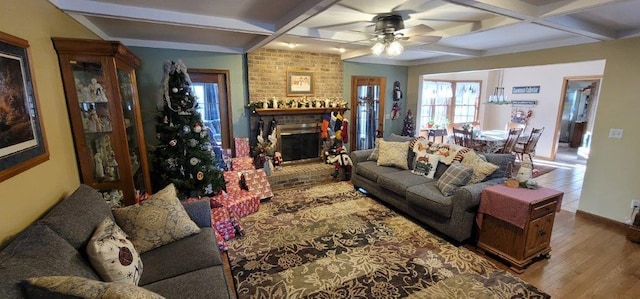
[287, 71, 314, 96]
[0, 31, 48, 182]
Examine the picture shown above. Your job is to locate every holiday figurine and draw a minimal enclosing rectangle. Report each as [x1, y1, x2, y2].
[273, 152, 282, 169]
[326, 146, 352, 181]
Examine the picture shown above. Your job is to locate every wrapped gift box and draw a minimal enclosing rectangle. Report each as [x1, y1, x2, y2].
[234, 137, 250, 158]
[214, 229, 228, 251]
[216, 190, 260, 218]
[242, 169, 273, 201]
[223, 171, 243, 193]
[232, 157, 255, 171]
[212, 206, 236, 241]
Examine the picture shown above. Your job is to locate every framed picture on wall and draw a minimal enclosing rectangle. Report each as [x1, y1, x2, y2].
[0, 31, 49, 182]
[287, 71, 314, 96]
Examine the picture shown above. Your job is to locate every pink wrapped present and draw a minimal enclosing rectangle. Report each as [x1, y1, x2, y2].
[232, 157, 255, 171]
[214, 229, 228, 251]
[212, 206, 236, 241]
[223, 171, 243, 193]
[217, 190, 260, 218]
[234, 137, 250, 157]
[242, 169, 273, 201]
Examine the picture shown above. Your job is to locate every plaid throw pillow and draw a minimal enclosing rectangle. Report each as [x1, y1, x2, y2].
[436, 162, 473, 196]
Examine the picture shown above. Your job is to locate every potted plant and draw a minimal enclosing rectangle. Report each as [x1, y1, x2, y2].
[427, 119, 435, 128]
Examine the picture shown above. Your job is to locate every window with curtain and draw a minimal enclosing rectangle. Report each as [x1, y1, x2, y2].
[419, 80, 480, 129]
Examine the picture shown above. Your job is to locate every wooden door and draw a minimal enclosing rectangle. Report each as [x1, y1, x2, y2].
[350, 76, 385, 151]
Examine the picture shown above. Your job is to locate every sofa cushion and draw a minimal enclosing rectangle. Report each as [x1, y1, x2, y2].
[406, 183, 453, 218]
[86, 218, 143, 285]
[21, 276, 163, 299]
[112, 184, 201, 254]
[139, 228, 222, 286]
[461, 151, 499, 184]
[0, 224, 100, 299]
[39, 184, 114, 250]
[377, 140, 410, 169]
[412, 154, 440, 178]
[378, 171, 433, 196]
[355, 161, 403, 182]
[436, 162, 473, 196]
[143, 266, 232, 299]
[367, 138, 382, 161]
[482, 153, 516, 180]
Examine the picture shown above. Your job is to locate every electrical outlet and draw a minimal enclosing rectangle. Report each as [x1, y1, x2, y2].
[632, 199, 640, 209]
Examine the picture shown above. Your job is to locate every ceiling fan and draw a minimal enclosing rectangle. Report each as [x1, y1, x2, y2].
[369, 14, 441, 57]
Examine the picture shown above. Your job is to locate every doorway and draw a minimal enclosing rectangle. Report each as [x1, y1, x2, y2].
[189, 69, 233, 150]
[554, 76, 601, 162]
[350, 76, 386, 151]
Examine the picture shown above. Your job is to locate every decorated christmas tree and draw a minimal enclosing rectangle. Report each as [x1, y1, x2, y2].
[152, 60, 225, 198]
[401, 109, 415, 137]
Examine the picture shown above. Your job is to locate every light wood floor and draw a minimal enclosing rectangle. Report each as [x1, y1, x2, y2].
[470, 153, 640, 298]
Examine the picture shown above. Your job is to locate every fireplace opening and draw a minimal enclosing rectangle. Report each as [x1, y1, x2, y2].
[277, 123, 321, 163]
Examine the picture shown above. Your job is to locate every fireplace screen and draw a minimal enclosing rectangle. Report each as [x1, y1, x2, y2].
[278, 123, 320, 162]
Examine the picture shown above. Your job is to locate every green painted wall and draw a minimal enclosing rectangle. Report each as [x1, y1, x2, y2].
[129, 47, 249, 151]
[343, 62, 409, 138]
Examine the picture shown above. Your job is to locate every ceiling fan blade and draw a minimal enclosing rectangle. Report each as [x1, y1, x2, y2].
[396, 24, 434, 36]
[406, 35, 442, 44]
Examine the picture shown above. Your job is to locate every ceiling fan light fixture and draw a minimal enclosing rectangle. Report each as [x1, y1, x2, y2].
[385, 40, 403, 57]
[371, 42, 385, 56]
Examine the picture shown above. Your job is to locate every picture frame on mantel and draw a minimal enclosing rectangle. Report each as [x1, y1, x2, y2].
[0, 31, 49, 182]
[287, 71, 314, 96]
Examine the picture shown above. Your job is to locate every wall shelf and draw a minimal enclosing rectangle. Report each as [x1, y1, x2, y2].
[252, 107, 348, 116]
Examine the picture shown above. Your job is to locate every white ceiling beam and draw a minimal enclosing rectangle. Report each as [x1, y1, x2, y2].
[340, 48, 374, 60]
[245, 0, 341, 52]
[413, 44, 484, 57]
[443, 0, 539, 20]
[118, 38, 244, 54]
[68, 14, 110, 40]
[48, 0, 274, 35]
[539, 15, 617, 40]
[537, 0, 631, 18]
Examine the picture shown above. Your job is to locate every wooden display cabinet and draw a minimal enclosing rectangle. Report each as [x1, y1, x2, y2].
[52, 37, 151, 206]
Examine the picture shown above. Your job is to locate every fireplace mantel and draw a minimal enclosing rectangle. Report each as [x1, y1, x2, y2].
[253, 108, 348, 116]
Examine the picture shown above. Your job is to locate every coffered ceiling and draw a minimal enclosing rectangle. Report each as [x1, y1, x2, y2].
[50, 0, 640, 65]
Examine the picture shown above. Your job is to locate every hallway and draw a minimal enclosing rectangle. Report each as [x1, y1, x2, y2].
[533, 145, 586, 213]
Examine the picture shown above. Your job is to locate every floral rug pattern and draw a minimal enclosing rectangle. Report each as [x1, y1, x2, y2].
[226, 182, 549, 298]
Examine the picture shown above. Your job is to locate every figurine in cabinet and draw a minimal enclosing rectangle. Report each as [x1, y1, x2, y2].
[89, 78, 108, 102]
[94, 153, 105, 179]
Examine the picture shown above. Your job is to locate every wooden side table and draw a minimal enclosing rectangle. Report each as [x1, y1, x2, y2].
[476, 185, 564, 273]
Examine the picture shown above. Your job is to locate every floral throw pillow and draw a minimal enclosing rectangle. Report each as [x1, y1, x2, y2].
[21, 276, 164, 299]
[112, 183, 200, 253]
[376, 140, 410, 170]
[86, 218, 143, 285]
[461, 150, 499, 183]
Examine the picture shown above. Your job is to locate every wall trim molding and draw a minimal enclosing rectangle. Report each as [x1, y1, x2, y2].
[575, 209, 628, 232]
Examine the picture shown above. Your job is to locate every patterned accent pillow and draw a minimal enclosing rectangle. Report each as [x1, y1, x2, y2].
[453, 147, 473, 163]
[112, 184, 200, 253]
[461, 151, 499, 183]
[412, 154, 440, 178]
[21, 276, 164, 299]
[436, 162, 474, 196]
[367, 138, 383, 161]
[377, 140, 410, 170]
[86, 218, 143, 285]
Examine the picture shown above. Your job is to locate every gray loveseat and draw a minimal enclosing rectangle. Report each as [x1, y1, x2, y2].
[350, 137, 514, 243]
[0, 184, 234, 299]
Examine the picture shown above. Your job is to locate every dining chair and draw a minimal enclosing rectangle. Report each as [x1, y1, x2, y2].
[453, 128, 473, 148]
[514, 127, 545, 167]
[500, 127, 524, 154]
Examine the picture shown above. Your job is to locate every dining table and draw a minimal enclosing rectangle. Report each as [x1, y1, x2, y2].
[473, 130, 528, 153]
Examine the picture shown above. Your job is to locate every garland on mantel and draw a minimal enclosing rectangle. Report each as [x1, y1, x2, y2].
[247, 97, 348, 110]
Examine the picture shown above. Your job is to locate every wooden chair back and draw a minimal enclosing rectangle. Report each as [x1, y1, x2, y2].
[522, 127, 544, 154]
[500, 127, 523, 154]
[453, 128, 474, 148]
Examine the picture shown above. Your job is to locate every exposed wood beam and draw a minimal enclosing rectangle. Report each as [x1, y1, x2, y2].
[245, 0, 341, 52]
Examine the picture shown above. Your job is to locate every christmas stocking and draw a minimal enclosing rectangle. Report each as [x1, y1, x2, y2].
[329, 112, 336, 139]
[321, 114, 330, 139]
[334, 112, 343, 141]
[341, 118, 349, 144]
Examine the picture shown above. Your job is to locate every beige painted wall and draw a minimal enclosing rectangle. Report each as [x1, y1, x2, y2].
[0, 0, 98, 246]
[408, 38, 640, 223]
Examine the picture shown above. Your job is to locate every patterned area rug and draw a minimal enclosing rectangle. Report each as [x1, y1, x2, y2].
[226, 182, 549, 298]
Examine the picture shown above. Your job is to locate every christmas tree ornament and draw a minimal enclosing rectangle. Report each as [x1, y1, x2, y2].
[200, 131, 207, 138]
[189, 139, 198, 147]
[172, 87, 178, 93]
[182, 125, 191, 134]
[190, 157, 199, 165]
[169, 139, 177, 146]
[197, 171, 204, 180]
[193, 123, 202, 133]
[163, 116, 168, 124]
[156, 133, 161, 140]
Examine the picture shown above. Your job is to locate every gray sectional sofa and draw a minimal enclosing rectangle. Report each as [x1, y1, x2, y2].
[350, 137, 514, 243]
[0, 184, 234, 299]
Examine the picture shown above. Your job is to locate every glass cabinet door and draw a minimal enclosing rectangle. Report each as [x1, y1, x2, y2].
[71, 60, 121, 184]
[116, 68, 148, 195]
